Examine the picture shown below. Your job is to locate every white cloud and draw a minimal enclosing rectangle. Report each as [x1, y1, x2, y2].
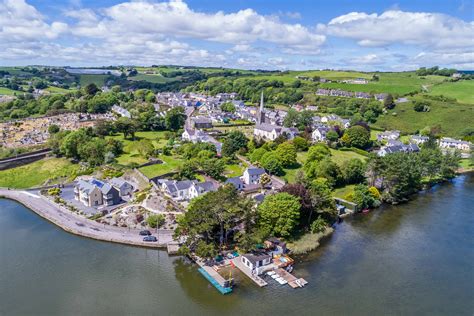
[413, 51, 474, 67]
[67, 0, 325, 50]
[351, 54, 382, 65]
[325, 10, 474, 49]
[0, 0, 67, 42]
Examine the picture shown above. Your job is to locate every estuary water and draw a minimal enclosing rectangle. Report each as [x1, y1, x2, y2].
[1, 174, 473, 315]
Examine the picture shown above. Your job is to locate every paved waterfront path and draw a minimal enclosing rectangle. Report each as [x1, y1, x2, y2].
[0, 189, 174, 248]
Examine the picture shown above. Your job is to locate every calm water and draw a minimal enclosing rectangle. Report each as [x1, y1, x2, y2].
[1, 175, 473, 315]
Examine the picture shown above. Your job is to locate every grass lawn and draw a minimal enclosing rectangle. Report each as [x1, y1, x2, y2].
[0, 158, 80, 189]
[459, 159, 473, 171]
[79, 74, 109, 87]
[0, 87, 18, 95]
[108, 131, 170, 166]
[372, 97, 474, 138]
[224, 163, 245, 178]
[46, 86, 74, 94]
[428, 80, 474, 104]
[282, 149, 366, 183]
[139, 154, 184, 178]
[332, 184, 356, 199]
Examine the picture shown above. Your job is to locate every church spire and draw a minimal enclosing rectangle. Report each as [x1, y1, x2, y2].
[258, 91, 265, 125]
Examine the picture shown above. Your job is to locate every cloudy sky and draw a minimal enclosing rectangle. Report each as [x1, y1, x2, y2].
[1, 0, 473, 70]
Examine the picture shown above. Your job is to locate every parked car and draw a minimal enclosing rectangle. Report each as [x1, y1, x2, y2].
[143, 236, 157, 242]
[139, 230, 151, 236]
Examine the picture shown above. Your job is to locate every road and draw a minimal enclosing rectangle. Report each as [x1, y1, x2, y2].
[0, 189, 174, 249]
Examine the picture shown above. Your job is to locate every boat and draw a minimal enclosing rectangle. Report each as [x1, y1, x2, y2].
[266, 271, 275, 276]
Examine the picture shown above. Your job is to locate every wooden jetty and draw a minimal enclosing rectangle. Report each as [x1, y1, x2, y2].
[232, 258, 268, 287]
[275, 268, 308, 289]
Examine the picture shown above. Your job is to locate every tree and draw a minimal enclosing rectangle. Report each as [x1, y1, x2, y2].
[137, 139, 155, 158]
[174, 185, 254, 257]
[260, 152, 283, 175]
[383, 93, 395, 109]
[309, 177, 337, 223]
[258, 193, 301, 238]
[222, 131, 248, 157]
[84, 83, 99, 96]
[78, 138, 106, 166]
[178, 160, 198, 180]
[147, 214, 165, 229]
[341, 125, 370, 149]
[306, 144, 331, 163]
[292, 136, 309, 151]
[280, 183, 313, 228]
[260, 173, 271, 189]
[48, 124, 60, 134]
[310, 217, 327, 233]
[341, 158, 366, 184]
[413, 100, 431, 112]
[199, 157, 225, 179]
[220, 102, 236, 113]
[115, 117, 137, 139]
[275, 142, 297, 167]
[352, 184, 377, 209]
[326, 130, 339, 143]
[249, 147, 268, 163]
[165, 107, 186, 131]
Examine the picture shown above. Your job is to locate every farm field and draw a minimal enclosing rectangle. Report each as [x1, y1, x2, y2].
[78, 74, 109, 87]
[128, 74, 177, 84]
[0, 158, 80, 189]
[0, 87, 18, 95]
[372, 98, 474, 138]
[46, 86, 74, 94]
[427, 80, 474, 104]
[320, 73, 446, 95]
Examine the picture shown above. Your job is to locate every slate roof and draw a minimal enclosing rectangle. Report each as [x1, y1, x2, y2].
[246, 167, 265, 176]
[242, 252, 272, 265]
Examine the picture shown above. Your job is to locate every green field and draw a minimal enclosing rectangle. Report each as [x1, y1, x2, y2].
[139, 155, 184, 178]
[320, 73, 446, 95]
[0, 87, 18, 95]
[128, 74, 177, 84]
[428, 80, 474, 104]
[282, 149, 366, 183]
[372, 98, 474, 138]
[108, 131, 169, 166]
[0, 158, 80, 189]
[46, 86, 74, 94]
[78, 74, 109, 87]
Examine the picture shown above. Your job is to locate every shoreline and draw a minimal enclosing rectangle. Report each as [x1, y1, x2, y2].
[0, 189, 173, 249]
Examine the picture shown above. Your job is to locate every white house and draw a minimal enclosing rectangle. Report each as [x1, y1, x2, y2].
[438, 138, 471, 151]
[242, 167, 266, 185]
[410, 135, 429, 145]
[253, 123, 297, 141]
[377, 130, 400, 141]
[160, 179, 218, 201]
[312, 126, 330, 142]
[241, 253, 272, 275]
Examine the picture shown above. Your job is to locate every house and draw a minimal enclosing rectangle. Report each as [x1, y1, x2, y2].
[160, 179, 218, 201]
[377, 143, 420, 156]
[438, 138, 471, 151]
[264, 238, 287, 256]
[410, 135, 429, 145]
[374, 93, 388, 102]
[74, 179, 121, 207]
[111, 105, 131, 118]
[241, 252, 272, 275]
[452, 73, 462, 79]
[110, 178, 134, 197]
[188, 181, 218, 199]
[182, 127, 223, 154]
[191, 117, 213, 129]
[254, 123, 297, 141]
[242, 167, 266, 185]
[160, 180, 196, 200]
[377, 130, 400, 141]
[225, 176, 245, 191]
[321, 114, 341, 123]
[312, 125, 330, 142]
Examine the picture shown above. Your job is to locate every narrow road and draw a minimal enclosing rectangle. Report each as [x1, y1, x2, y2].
[0, 189, 174, 248]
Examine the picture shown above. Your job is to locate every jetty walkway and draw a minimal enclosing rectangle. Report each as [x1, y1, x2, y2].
[0, 189, 174, 248]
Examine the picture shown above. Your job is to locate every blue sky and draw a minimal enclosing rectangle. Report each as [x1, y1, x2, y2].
[1, 0, 473, 70]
